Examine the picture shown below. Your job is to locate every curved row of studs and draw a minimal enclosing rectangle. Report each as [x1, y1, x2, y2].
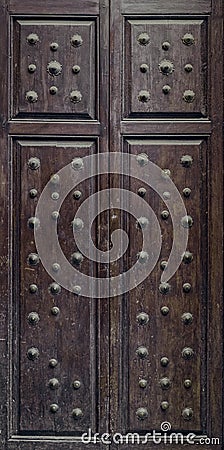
[137, 32, 195, 47]
[25, 89, 83, 103]
[26, 33, 84, 47]
[138, 89, 196, 103]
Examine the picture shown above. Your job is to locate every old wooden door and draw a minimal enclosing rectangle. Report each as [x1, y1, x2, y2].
[0, 0, 223, 449]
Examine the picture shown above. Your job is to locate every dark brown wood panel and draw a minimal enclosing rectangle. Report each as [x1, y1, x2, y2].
[9, 0, 99, 15]
[121, 0, 211, 15]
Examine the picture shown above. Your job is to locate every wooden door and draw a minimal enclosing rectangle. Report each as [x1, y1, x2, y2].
[0, 1, 223, 449]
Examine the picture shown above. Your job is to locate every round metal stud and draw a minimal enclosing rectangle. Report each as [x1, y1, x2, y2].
[29, 188, 38, 198]
[136, 153, 148, 166]
[161, 210, 170, 220]
[72, 218, 84, 231]
[161, 306, 170, 316]
[184, 379, 192, 389]
[28, 157, 40, 170]
[159, 282, 171, 294]
[49, 282, 61, 295]
[182, 313, 193, 325]
[136, 217, 149, 230]
[138, 90, 150, 103]
[28, 312, 40, 325]
[160, 357, 169, 367]
[161, 401, 169, 411]
[73, 380, 81, 390]
[49, 358, 58, 368]
[49, 86, 58, 95]
[159, 60, 174, 75]
[47, 61, 62, 76]
[162, 85, 171, 95]
[27, 33, 39, 45]
[162, 41, 170, 51]
[185, 63, 193, 73]
[137, 312, 149, 325]
[138, 33, 150, 45]
[181, 155, 193, 167]
[27, 347, 39, 360]
[51, 211, 60, 220]
[49, 378, 60, 390]
[72, 65, 81, 74]
[50, 174, 60, 184]
[52, 263, 60, 272]
[50, 42, 59, 51]
[50, 403, 59, 413]
[162, 169, 171, 178]
[51, 192, 60, 200]
[183, 187, 192, 198]
[70, 90, 82, 103]
[28, 217, 40, 229]
[160, 377, 171, 390]
[182, 408, 193, 421]
[183, 251, 193, 264]
[28, 63, 37, 73]
[136, 346, 148, 359]
[29, 284, 38, 294]
[138, 187, 146, 197]
[138, 251, 149, 264]
[28, 253, 40, 266]
[183, 90, 195, 103]
[72, 285, 82, 295]
[72, 408, 83, 419]
[73, 190, 82, 200]
[136, 407, 148, 420]
[71, 252, 84, 266]
[182, 347, 194, 360]
[72, 158, 84, 171]
[183, 283, 192, 293]
[139, 379, 147, 388]
[140, 63, 149, 73]
[163, 191, 171, 200]
[181, 215, 194, 228]
[182, 33, 195, 46]
[51, 306, 60, 316]
[160, 260, 168, 271]
[26, 91, 38, 103]
[71, 34, 83, 47]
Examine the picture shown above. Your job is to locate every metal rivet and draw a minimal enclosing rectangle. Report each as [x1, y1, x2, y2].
[29, 188, 38, 198]
[136, 346, 148, 359]
[182, 33, 195, 46]
[136, 407, 148, 420]
[28, 217, 40, 229]
[160, 260, 168, 271]
[136, 153, 148, 166]
[49, 358, 58, 368]
[136, 217, 149, 229]
[72, 218, 84, 231]
[137, 312, 149, 325]
[51, 306, 60, 316]
[138, 33, 150, 45]
[50, 174, 60, 184]
[183, 90, 195, 103]
[49, 283, 61, 295]
[162, 169, 171, 178]
[138, 187, 146, 197]
[181, 155, 193, 167]
[28, 63, 37, 73]
[160, 377, 171, 390]
[26, 91, 38, 103]
[183, 187, 192, 198]
[140, 63, 149, 73]
[71, 252, 84, 266]
[181, 215, 193, 228]
[161, 401, 169, 411]
[182, 407, 193, 420]
[50, 403, 59, 413]
[73, 285, 82, 295]
[159, 60, 174, 75]
[52, 263, 60, 272]
[162, 41, 170, 51]
[27, 33, 39, 45]
[159, 282, 171, 294]
[138, 251, 149, 264]
[51, 211, 59, 220]
[138, 90, 150, 103]
[183, 251, 193, 264]
[50, 42, 59, 51]
[73, 190, 82, 199]
[161, 210, 170, 220]
[139, 379, 147, 388]
[72, 65, 81, 74]
[49, 378, 60, 390]
[72, 158, 84, 170]
[28, 312, 40, 325]
[49, 86, 58, 95]
[72, 408, 83, 419]
[47, 61, 62, 76]
[161, 306, 169, 316]
[184, 379, 192, 389]
[163, 192, 171, 200]
[183, 282, 192, 293]
[185, 63, 193, 73]
[182, 347, 194, 360]
[29, 284, 38, 294]
[160, 357, 169, 367]
[182, 313, 193, 325]
[27, 347, 39, 360]
[51, 192, 60, 200]
[71, 34, 83, 47]
[162, 85, 171, 95]
[28, 157, 40, 170]
[28, 253, 40, 266]
[73, 380, 81, 390]
[70, 90, 82, 103]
